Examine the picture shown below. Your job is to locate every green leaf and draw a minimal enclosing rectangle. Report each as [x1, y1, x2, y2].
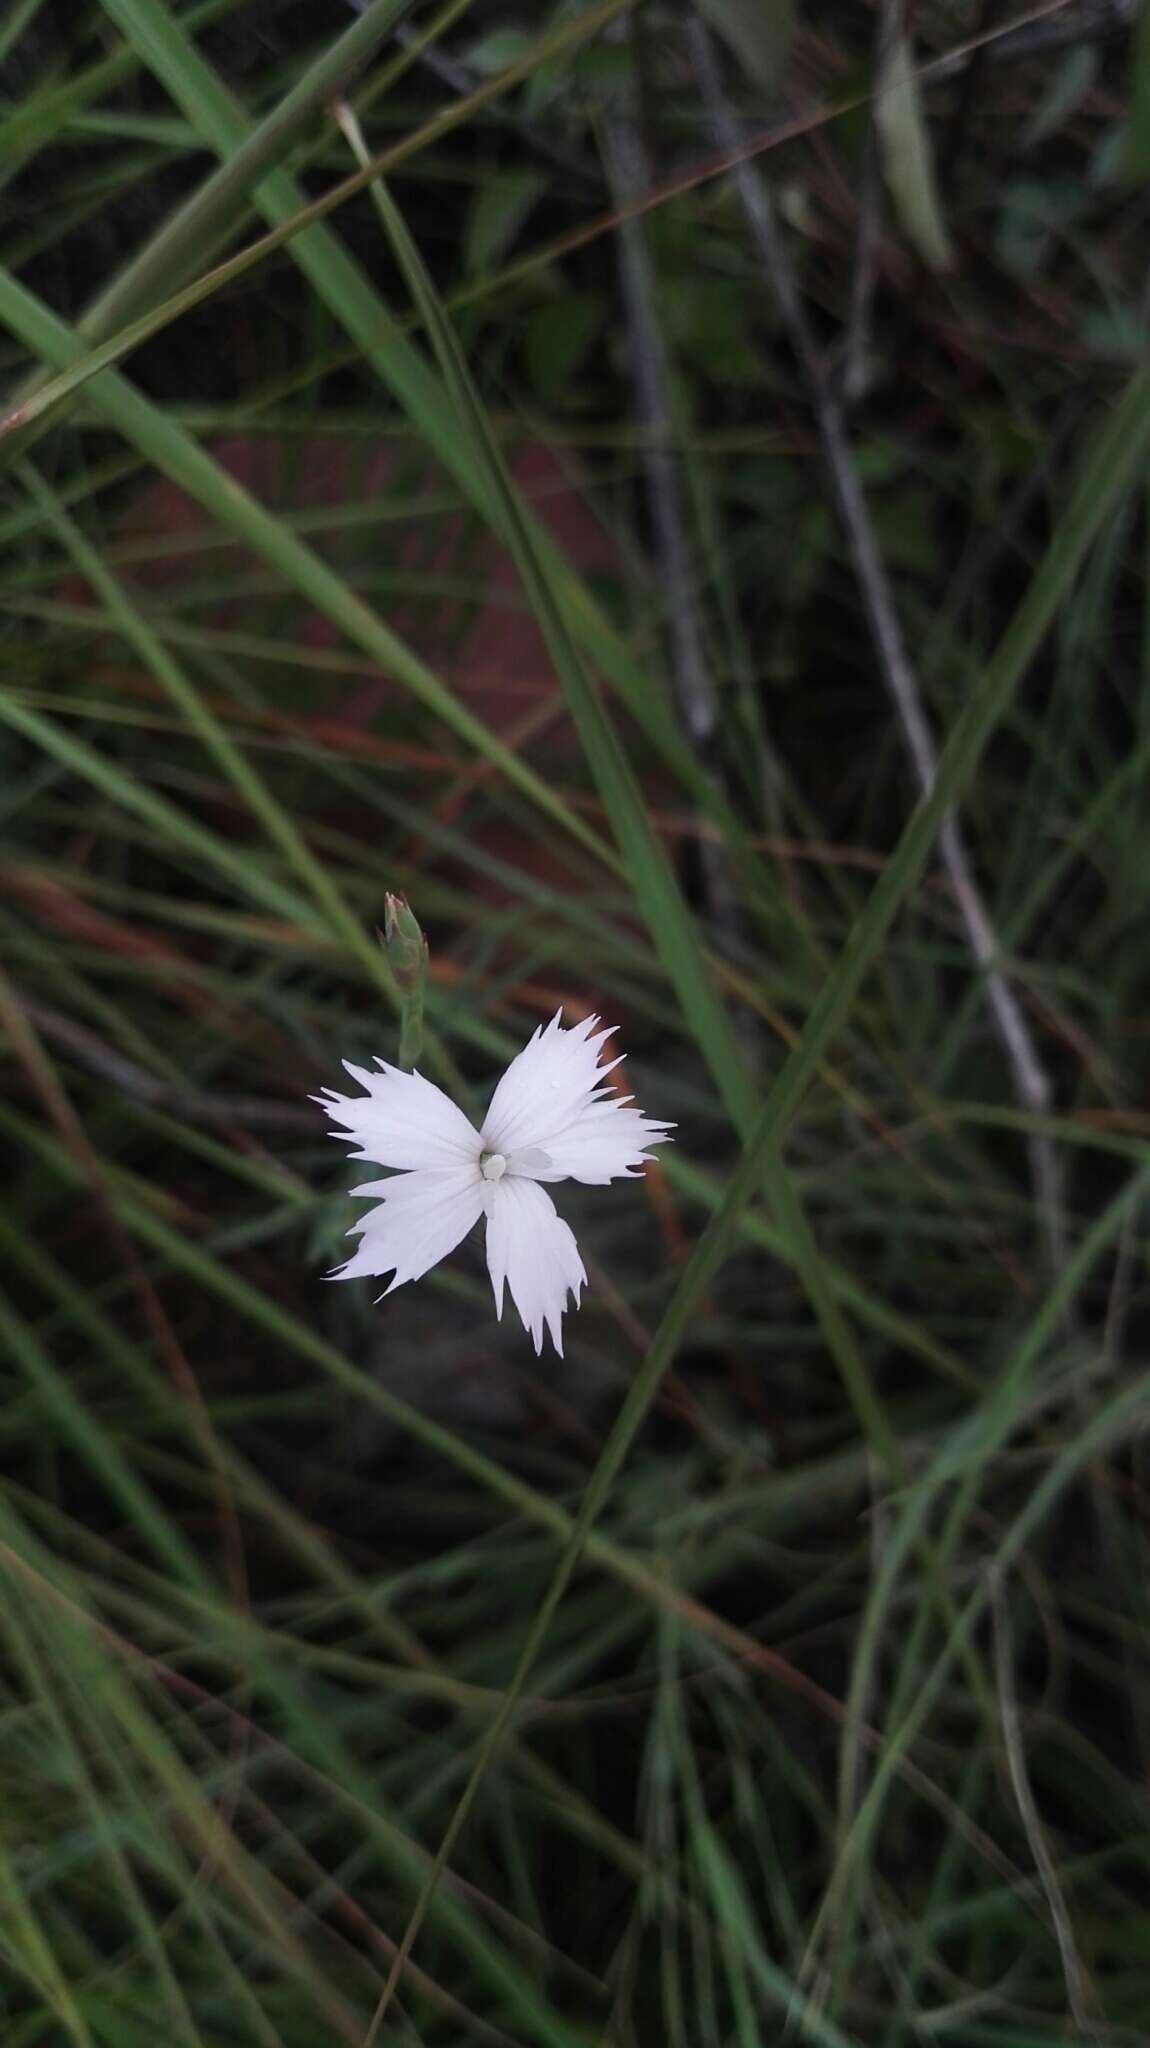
[1021, 42, 1097, 150]
[465, 167, 546, 275]
[524, 292, 603, 405]
[875, 37, 953, 272]
[461, 26, 535, 75]
[697, 0, 796, 88]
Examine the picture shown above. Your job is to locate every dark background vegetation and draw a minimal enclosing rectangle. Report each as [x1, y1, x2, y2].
[2, 0, 1150, 2041]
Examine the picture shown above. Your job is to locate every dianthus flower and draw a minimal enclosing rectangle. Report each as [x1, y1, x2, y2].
[316, 1012, 672, 1354]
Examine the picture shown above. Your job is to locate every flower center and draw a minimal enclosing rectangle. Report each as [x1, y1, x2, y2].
[479, 1150, 508, 1183]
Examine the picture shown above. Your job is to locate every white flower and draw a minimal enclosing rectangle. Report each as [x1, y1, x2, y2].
[315, 1012, 673, 1354]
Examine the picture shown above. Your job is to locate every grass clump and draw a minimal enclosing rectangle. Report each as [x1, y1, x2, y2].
[1, 3, 1149, 2042]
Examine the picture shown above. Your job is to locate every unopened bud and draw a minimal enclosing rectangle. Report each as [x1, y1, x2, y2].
[383, 893, 427, 986]
[382, 893, 427, 1070]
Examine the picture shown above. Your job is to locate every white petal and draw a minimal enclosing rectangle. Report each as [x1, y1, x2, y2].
[518, 1097, 674, 1185]
[485, 1177, 586, 1357]
[481, 1011, 673, 1186]
[329, 1167, 484, 1291]
[481, 1012, 614, 1157]
[314, 1061, 482, 1172]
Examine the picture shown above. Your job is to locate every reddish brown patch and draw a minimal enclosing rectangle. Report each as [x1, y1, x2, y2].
[65, 436, 627, 986]
[107, 434, 616, 748]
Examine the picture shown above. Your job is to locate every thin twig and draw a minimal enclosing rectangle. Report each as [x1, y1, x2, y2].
[939, 0, 1001, 195]
[689, 14, 1069, 1285]
[16, 999, 317, 1133]
[601, 83, 747, 968]
[603, 116, 715, 756]
[991, 1569, 1100, 2036]
[390, 19, 601, 185]
[839, 0, 899, 405]
[343, 0, 599, 184]
[932, 0, 1133, 73]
